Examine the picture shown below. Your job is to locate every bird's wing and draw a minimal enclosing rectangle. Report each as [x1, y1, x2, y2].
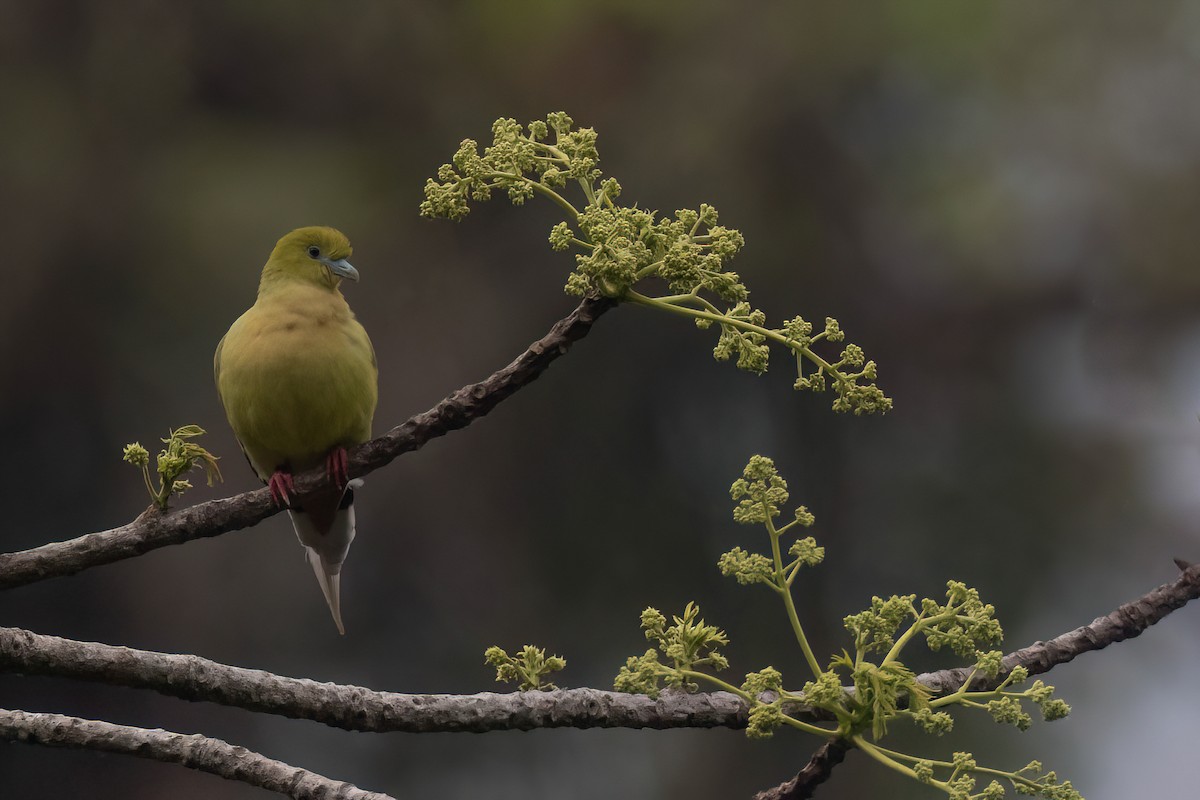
[213, 333, 225, 393]
[216, 325, 272, 480]
[341, 316, 379, 442]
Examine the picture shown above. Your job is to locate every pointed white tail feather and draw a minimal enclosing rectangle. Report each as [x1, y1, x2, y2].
[286, 479, 361, 635]
[306, 548, 345, 635]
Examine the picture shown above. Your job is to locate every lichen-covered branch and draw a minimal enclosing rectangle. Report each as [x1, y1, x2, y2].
[0, 708, 394, 800]
[0, 294, 613, 591]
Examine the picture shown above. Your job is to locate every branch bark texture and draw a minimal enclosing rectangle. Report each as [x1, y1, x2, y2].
[917, 561, 1200, 694]
[0, 294, 613, 591]
[0, 709, 394, 800]
[4, 563, 1197, 737]
[0, 627, 750, 732]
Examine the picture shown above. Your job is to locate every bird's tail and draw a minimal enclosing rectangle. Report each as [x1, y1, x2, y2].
[288, 479, 361, 635]
[305, 547, 346, 635]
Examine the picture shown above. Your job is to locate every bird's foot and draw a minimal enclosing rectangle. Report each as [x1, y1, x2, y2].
[268, 470, 296, 507]
[326, 447, 349, 491]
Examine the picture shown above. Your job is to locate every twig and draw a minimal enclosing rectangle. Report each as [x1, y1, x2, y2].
[0, 294, 614, 591]
[0, 708, 394, 800]
[752, 739, 851, 800]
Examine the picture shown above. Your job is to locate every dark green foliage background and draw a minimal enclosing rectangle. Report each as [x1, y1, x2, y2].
[1, 2, 1198, 798]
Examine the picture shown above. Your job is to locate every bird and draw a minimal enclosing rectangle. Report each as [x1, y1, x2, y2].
[214, 226, 378, 634]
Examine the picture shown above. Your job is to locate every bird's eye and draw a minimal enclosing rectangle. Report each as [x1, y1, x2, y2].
[307, 245, 321, 259]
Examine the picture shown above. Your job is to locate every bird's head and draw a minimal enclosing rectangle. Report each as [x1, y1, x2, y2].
[261, 227, 358, 291]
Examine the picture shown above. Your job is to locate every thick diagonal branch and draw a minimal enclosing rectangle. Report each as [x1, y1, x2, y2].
[4, 564, 1198, 738]
[0, 294, 613, 591]
[0, 708, 394, 800]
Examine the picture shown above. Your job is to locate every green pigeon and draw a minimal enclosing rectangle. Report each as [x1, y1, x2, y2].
[215, 226, 378, 634]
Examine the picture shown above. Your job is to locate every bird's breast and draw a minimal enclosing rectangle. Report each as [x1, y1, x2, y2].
[217, 296, 377, 475]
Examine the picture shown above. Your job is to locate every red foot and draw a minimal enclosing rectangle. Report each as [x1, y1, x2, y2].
[326, 447, 349, 491]
[268, 470, 296, 507]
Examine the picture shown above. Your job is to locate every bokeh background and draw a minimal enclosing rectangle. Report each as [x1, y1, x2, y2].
[3, 2, 1200, 798]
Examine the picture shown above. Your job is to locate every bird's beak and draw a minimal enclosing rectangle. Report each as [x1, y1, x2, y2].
[322, 258, 360, 282]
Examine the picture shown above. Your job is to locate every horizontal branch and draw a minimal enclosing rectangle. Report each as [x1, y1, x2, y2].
[4, 563, 1198, 739]
[0, 627, 753, 732]
[0, 708, 394, 800]
[0, 294, 614, 591]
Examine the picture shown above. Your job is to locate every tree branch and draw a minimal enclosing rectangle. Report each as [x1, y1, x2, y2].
[0, 627, 753, 732]
[0, 708, 394, 800]
[4, 563, 1198, 742]
[0, 294, 614, 591]
[752, 739, 852, 800]
[917, 560, 1200, 694]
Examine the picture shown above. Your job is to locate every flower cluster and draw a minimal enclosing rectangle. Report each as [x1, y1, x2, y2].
[422, 112, 892, 415]
[484, 644, 566, 692]
[614, 603, 729, 697]
[613, 456, 1079, 799]
[122, 425, 221, 510]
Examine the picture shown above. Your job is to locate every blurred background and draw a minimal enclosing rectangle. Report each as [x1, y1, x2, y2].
[2, 1, 1199, 798]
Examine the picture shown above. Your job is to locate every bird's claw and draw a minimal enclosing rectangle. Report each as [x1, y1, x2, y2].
[326, 447, 349, 491]
[268, 470, 296, 508]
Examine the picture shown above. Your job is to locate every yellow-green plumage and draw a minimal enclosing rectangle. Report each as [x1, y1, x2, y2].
[215, 227, 378, 634]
